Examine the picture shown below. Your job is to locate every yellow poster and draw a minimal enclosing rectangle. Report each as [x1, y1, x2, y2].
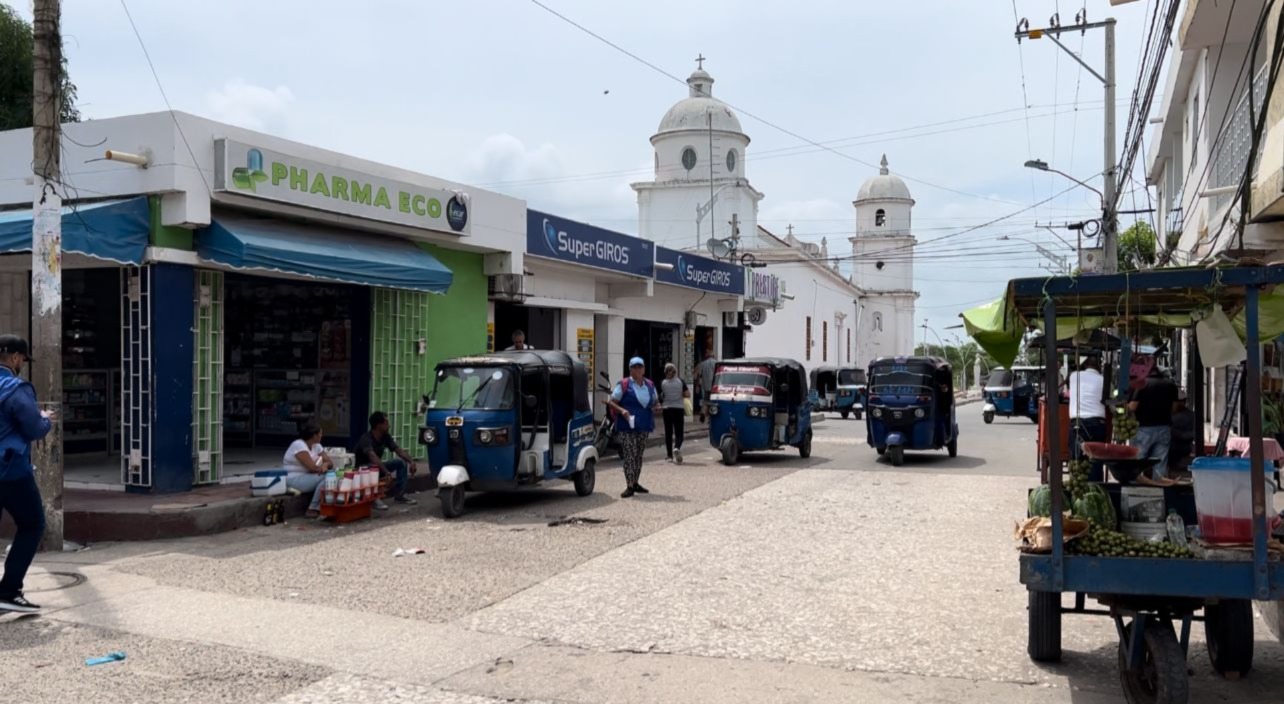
[487, 322, 495, 353]
[575, 326, 593, 367]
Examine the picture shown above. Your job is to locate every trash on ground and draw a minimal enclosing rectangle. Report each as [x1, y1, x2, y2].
[547, 516, 609, 527]
[392, 547, 426, 557]
[85, 652, 126, 667]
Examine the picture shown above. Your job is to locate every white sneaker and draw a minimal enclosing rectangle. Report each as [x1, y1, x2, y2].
[673, 448, 683, 464]
[374, 499, 390, 511]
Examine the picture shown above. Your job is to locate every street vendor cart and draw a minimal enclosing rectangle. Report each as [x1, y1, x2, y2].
[977, 266, 1284, 704]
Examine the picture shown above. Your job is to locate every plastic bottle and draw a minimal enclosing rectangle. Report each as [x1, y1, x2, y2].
[1166, 510, 1189, 548]
[338, 472, 354, 504]
[323, 470, 337, 505]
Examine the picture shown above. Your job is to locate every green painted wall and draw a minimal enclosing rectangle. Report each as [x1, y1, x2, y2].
[421, 244, 488, 366]
[148, 196, 194, 250]
[369, 246, 487, 450]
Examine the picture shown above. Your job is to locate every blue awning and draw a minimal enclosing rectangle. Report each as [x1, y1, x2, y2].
[198, 216, 453, 293]
[0, 197, 151, 265]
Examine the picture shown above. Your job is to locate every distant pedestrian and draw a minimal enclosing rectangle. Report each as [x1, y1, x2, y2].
[694, 350, 718, 421]
[659, 363, 690, 464]
[505, 330, 530, 351]
[0, 335, 53, 613]
[607, 357, 660, 498]
[1128, 366, 1180, 479]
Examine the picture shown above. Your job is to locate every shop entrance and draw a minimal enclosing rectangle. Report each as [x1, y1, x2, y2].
[63, 268, 123, 457]
[722, 317, 746, 360]
[494, 301, 562, 350]
[223, 275, 361, 452]
[624, 320, 678, 377]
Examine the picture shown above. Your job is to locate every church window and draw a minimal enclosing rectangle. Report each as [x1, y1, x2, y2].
[655, 153, 659, 172]
[873, 312, 883, 332]
[681, 147, 698, 171]
[822, 321, 829, 362]
[726, 149, 737, 173]
[805, 316, 812, 361]
[875, 209, 886, 227]
[847, 329, 851, 362]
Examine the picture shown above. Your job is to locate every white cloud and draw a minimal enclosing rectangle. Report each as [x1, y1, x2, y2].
[205, 79, 295, 133]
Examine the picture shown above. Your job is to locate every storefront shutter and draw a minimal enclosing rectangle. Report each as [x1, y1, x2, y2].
[370, 289, 433, 451]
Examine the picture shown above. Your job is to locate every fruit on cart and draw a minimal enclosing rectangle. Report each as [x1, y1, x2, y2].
[1067, 521, 1193, 558]
[1071, 483, 1116, 530]
[1065, 458, 1091, 501]
[1112, 407, 1139, 442]
[1080, 441, 1139, 461]
[1029, 484, 1055, 517]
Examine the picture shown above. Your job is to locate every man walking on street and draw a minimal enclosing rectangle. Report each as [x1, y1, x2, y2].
[1129, 366, 1180, 479]
[694, 350, 717, 422]
[0, 335, 53, 613]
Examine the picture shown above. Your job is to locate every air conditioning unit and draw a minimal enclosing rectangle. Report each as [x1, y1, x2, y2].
[723, 311, 739, 328]
[487, 274, 526, 302]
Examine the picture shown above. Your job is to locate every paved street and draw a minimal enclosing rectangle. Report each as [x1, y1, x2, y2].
[4, 408, 1284, 703]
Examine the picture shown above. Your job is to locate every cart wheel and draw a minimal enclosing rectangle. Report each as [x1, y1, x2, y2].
[798, 430, 813, 459]
[439, 486, 467, 519]
[1205, 600, 1254, 678]
[573, 460, 596, 497]
[720, 438, 740, 466]
[1118, 620, 1189, 704]
[889, 446, 904, 467]
[1027, 590, 1062, 663]
[983, 411, 995, 424]
[840, 410, 850, 420]
[947, 437, 958, 458]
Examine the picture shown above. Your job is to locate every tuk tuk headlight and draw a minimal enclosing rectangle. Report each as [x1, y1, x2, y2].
[474, 427, 510, 446]
[420, 427, 438, 446]
[478, 429, 493, 444]
[708, 404, 719, 416]
[872, 408, 883, 419]
[914, 408, 926, 419]
[748, 406, 762, 418]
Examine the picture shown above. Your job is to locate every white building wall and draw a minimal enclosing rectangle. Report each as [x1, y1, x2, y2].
[746, 269, 855, 367]
[636, 184, 761, 249]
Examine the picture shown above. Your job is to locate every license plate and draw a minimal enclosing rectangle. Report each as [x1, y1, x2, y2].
[445, 416, 464, 427]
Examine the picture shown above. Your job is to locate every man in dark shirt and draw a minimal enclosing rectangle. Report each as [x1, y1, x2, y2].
[1128, 367, 1180, 478]
[355, 411, 418, 509]
[1168, 389, 1195, 475]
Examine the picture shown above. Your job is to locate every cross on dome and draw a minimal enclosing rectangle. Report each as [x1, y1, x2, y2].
[695, 53, 706, 70]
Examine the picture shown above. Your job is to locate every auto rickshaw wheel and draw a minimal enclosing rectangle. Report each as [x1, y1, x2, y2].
[840, 410, 849, 419]
[1205, 599, 1254, 678]
[1117, 619, 1188, 704]
[889, 446, 904, 467]
[440, 486, 467, 519]
[574, 460, 596, 497]
[798, 430, 813, 458]
[983, 411, 995, 424]
[854, 409, 863, 420]
[947, 437, 958, 458]
[720, 438, 740, 466]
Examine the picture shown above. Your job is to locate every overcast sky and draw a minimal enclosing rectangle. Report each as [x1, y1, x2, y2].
[24, 0, 1157, 339]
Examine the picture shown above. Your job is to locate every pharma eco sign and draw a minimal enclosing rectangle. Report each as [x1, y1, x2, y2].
[214, 139, 469, 235]
[525, 210, 653, 277]
[655, 246, 745, 295]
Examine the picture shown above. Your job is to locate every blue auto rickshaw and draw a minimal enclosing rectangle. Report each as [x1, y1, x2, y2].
[865, 356, 958, 466]
[419, 350, 598, 518]
[835, 366, 866, 420]
[981, 366, 1040, 424]
[707, 358, 813, 465]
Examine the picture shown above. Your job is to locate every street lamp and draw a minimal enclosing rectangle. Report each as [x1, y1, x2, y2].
[1023, 159, 1105, 204]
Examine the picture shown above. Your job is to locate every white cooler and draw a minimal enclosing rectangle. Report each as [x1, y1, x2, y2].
[250, 469, 288, 497]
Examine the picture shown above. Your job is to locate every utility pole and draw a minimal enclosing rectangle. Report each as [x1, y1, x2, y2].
[1015, 13, 1118, 273]
[31, 0, 64, 551]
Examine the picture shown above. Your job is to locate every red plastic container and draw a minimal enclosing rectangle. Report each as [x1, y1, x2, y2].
[1081, 442, 1140, 461]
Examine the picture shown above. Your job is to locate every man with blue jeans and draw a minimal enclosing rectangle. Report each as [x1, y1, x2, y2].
[354, 411, 418, 510]
[0, 335, 53, 613]
[1129, 367, 1180, 479]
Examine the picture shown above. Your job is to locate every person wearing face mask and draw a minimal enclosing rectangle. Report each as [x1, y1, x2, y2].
[0, 335, 54, 613]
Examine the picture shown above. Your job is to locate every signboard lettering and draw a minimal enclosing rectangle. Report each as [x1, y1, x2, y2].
[655, 246, 745, 295]
[526, 210, 653, 277]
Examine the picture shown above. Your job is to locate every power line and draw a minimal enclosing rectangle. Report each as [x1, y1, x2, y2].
[528, 0, 1052, 209]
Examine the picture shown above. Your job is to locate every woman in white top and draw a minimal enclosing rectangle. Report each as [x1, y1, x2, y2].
[1067, 356, 1107, 481]
[284, 422, 333, 518]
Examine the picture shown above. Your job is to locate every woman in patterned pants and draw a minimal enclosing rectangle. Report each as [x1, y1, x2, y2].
[608, 357, 661, 498]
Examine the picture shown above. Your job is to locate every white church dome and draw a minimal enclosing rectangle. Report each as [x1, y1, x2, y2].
[656, 66, 745, 136]
[856, 155, 913, 203]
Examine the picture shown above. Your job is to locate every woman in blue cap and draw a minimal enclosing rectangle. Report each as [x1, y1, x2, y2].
[606, 357, 661, 498]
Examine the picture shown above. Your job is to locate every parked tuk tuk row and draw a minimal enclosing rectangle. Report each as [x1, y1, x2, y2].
[416, 350, 947, 517]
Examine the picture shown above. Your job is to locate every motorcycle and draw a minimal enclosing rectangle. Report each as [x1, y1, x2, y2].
[594, 371, 624, 459]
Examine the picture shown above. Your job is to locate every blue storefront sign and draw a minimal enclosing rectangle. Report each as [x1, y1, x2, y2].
[655, 246, 745, 295]
[526, 210, 653, 277]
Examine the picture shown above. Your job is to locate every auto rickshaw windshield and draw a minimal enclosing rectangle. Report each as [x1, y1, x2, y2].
[838, 369, 865, 385]
[985, 369, 1013, 388]
[430, 366, 516, 410]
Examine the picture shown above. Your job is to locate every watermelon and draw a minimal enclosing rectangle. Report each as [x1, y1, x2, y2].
[1029, 485, 1054, 517]
[1071, 483, 1116, 530]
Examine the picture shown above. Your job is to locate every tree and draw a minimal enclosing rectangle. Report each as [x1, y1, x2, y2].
[0, 3, 80, 131]
[1117, 221, 1157, 272]
[913, 342, 997, 389]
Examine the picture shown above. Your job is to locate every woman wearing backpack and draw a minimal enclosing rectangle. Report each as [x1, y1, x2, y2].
[659, 363, 690, 464]
[606, 357, 661, 498]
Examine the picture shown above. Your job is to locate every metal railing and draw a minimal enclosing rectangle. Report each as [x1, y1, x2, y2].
[1211, 65, 1269, 213]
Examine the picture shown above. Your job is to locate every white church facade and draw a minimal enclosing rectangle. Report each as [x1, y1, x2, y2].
[632, 59, 918, 370]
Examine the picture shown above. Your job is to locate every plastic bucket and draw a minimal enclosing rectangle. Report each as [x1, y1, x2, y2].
[1120, 486, 1166, 541]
